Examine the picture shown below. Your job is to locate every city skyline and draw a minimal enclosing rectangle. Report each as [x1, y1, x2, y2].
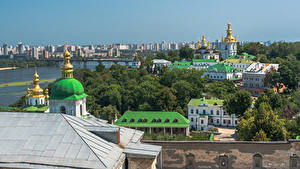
[1, 0, 300, 45]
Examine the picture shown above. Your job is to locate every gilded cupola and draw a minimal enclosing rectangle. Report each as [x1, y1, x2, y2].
[61, 49, 74, 79]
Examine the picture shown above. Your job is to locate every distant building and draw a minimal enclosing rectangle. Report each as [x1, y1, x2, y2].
[152, 59, 172, 68]
[2, 42, 8, 56]
[115, 111, 190, 136]
[17, 42, 24, 55]
[188, 98, 238, 131]
[203, 63, 242, 80]
[130, 52, 141, 69]
[25, 71, 49, 106]
[31, 47, 39, 59]
[242, 62, 279, 95]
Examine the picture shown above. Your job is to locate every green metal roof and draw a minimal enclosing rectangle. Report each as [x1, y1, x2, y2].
[204, 63, 241, 73]
[172, 61, 192, 66]
[228, 52, 256, 60]
[169, 65, 190, 69]
[50, 78, 88, 100]
[296, 136, 300, 139]
[115, 111, 189, 127]
[188, 98, 223, 106]
[193, 59, 216, 63]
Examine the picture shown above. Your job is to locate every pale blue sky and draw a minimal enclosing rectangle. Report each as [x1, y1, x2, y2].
[1, 0, 300, 45]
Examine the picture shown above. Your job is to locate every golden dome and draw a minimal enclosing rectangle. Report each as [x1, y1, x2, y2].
[197, 40, 201, 49]
[201, 34, 207, 44]
[62, 48, 74, 78]
[30, 71, 44, 97]
[224, 22, 237, 43]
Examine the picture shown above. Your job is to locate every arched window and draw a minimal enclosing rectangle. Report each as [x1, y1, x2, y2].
[138, 118, 143, 122]
[217, 110, 220, 115]
[253, 153, 262, 169]
[173, 119, 178, 123]
[191, 117, 194, 122]
[152, 118, 157, 123]
[130, 119, 135, 122]
[60, 106, 66, 114]
[143, 119, 148, 122]
[122, 118, 127, 122]
[80, 104, 83, 116]
[157, 118, 162, 122]
[165, 119, 170, 123]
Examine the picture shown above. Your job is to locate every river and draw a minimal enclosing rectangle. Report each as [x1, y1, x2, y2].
[0, 62, 103, 106]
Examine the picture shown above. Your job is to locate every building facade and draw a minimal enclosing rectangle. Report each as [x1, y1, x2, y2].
[242, 63, 279, 95]
[115, 111, 190, 136]
[203, 63, 242, 80]
[188, 98, 238, 131]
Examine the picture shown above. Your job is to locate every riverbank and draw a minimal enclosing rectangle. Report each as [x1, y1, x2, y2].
[0, 78, 56, 87]
[0, 67, 19, 71]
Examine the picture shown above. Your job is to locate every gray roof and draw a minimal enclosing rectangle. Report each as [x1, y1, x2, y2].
[0, 112, 160, 169]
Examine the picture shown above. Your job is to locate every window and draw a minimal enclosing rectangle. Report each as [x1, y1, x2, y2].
[157, 118, 162, 122]
[217, 119, 220, 124]
[191, 109, 194, 114]
[165, 119, 170, 123]
[211, 110, 213, 115]
[173, 119, 178, 123]
[191, 117, 194, 122]
[60, 106, 66, 114]
[196, 109, 199, 114]
[201, 120, 204, 124]
[203, 110, 206, 115]
[143, 119, 148, 122]
[228, 120, 231, 124]
[223, 120, 226, 124]
[217, 110, 220, 115]
[130, 119, 135, 122]
[235, 120, 238, 125]
[138, 118, 143, 122]
[35, 100, 38, 105]
[122, 118, 127, 122]
[80, 104, 83, 116]
[152, 118, 157, 123]
[253, 154, 262, 169]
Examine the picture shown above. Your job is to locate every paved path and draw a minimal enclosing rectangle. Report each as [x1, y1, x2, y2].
[214, 127, 236, 141]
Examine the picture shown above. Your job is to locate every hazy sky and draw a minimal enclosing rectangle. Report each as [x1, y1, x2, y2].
[1, 0, 300, 45]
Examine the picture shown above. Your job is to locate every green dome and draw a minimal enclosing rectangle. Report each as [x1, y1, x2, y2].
[50, 78, 88, 100]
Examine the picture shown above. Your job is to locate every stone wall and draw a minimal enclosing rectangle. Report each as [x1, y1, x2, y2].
[143, 140, 300, 169]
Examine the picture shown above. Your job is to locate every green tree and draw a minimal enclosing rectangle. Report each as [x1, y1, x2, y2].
[237, 103, 287, 141]
[179, 46, 194, 60]
[223, 90, 252, 117]
[100, 105, 120, 123]
[95, 63, 105, 72]
[155, 87, 177, 111]
[252, 129, 270, 141]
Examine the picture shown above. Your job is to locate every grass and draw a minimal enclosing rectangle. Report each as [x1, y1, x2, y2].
[0, 79, 56, 87]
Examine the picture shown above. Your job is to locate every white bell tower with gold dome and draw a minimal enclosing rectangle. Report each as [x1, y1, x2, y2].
[219, 22, 238, 59]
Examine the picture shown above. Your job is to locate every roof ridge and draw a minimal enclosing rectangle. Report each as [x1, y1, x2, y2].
[60, 114, 107, 168]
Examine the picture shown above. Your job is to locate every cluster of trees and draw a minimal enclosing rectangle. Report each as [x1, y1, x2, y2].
[232, 90, 300, 141]
[73, 64, 238, 122]
[0, 59, 58, 68]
